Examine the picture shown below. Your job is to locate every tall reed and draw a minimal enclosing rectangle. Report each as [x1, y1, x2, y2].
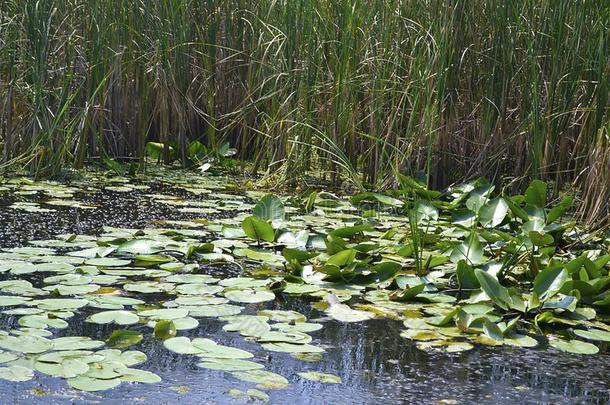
[0, 1, 608, 225]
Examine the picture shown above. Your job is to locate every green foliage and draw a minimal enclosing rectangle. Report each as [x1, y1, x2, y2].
[0, 167, 609, 399]
[0, 0, 608, 223]
[242, 216, 275, 243]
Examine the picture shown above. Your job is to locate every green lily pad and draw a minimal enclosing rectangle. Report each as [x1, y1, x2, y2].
[120, 368, 162, 384]
[153, 320, 177, 340]
[326, 304, 375, 323]
[68, 376, 121, 392]
[198, 358, 264, 372]
[175, 284, 223, 295]
[88, 310, 140, 325]
[19, 314, 69, 329]
[222, 315, 271, 337]
[224, 289, 276, 304]
[184, 304, 243, 318]
[35, 358, 90, 378]
[0, 296, 32, 307]
[257, 310, 306, 323]
[164, 337, 203, 355]
[0, 335, 53, 354]
[229, 388, 270, 402]
[0, 365, 35, 382]
[258, 331, 312, 344]
[85, 258, 132, 267]
[272, 322, 323, 333]
[97, 350, 148, 366]
[297, 371, 341, 384]
[220, 278, 269, 289]
[261, 342, 324, 353]
[53, 337, 105, 351]
[0, 351, 19, 364]
[192, 338, 254, 359]
[36, 299, 88, 311]
[106, 330, 143, 349]
[549, 337, 599, 354]
[231, 370, 289, 389]
[573, 329, 610, 342]
[138, 308, 189, 320]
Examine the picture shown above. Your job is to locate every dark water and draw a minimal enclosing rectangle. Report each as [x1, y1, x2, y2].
[1, 188, 609, 405]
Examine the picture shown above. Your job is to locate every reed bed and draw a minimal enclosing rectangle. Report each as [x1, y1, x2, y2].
[0, 1, 608, 225]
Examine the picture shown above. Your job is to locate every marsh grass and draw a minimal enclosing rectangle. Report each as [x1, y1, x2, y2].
[0, 1, 608, 225]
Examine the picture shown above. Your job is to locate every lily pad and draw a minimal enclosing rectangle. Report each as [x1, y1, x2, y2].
[68, 376, 121, 392]
[297, 371, 341, 384]
[88, 310, 140, 325]
[198, 358, 264, 372]
[106, 330, 143, 349]
[548, 338, 599, 355]
[231, 370, 289, 389]
[224, 289, 276, 304]
[0, 365, 35, 382]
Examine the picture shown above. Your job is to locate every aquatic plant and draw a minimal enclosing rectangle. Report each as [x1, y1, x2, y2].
[0, 169, 608, 400]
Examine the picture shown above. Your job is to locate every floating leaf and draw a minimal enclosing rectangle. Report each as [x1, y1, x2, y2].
[0, 365, 34, 382]
[198, 358, 264, 372]
[35, 359, 89, 378]
[52, 337, 105, 351]
[154, 320, 177, 340]
[231, 370, 289, 389]
[229, 388, 270, 402]
[106, 330, 143, 349]
[297, 371, 341, 384]
[0, 335, 53, 354]
[68, 376, 121, 392]
[224, 289, 275, 304]
[88, 310, 140, 325]
[120, 368, 161, 384]
[138, 308, 189, 320]
[524, 180, 547, 209]
[573, 329, 610, 342]
[192, 338, 254, 359]
[549, 337, 598, 354]
[326, 303, 375, 323]
[261, 342, 324, 353]
[450, 234, 485, 265]
[85, 258, 132, 267]
[164, 337, 203, 355]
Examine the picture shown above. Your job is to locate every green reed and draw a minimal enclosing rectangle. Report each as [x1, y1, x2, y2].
[0, 0, 608, 225]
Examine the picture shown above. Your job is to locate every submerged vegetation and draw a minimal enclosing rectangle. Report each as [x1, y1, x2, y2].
[0, 167, 609, 400]
[0, 1, 609, 225]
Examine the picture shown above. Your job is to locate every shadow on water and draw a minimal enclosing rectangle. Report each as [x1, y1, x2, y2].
[0, 188, 609, 404]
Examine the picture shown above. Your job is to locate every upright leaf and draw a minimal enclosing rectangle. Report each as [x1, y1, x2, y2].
[450, 233, 485, 265]
[456, 260, 480, 290]
[546, 195, 574, 224]
[242, 216, 275, 242]
[253, 194, 285, 221]
[474, 269, 511, 310]
[533, 266, 568, 301]
[524, 180, 547, 208]
[479, 197, 509, 228]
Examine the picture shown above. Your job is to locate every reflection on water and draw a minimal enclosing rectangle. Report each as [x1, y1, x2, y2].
[0, 187, 609, 404]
